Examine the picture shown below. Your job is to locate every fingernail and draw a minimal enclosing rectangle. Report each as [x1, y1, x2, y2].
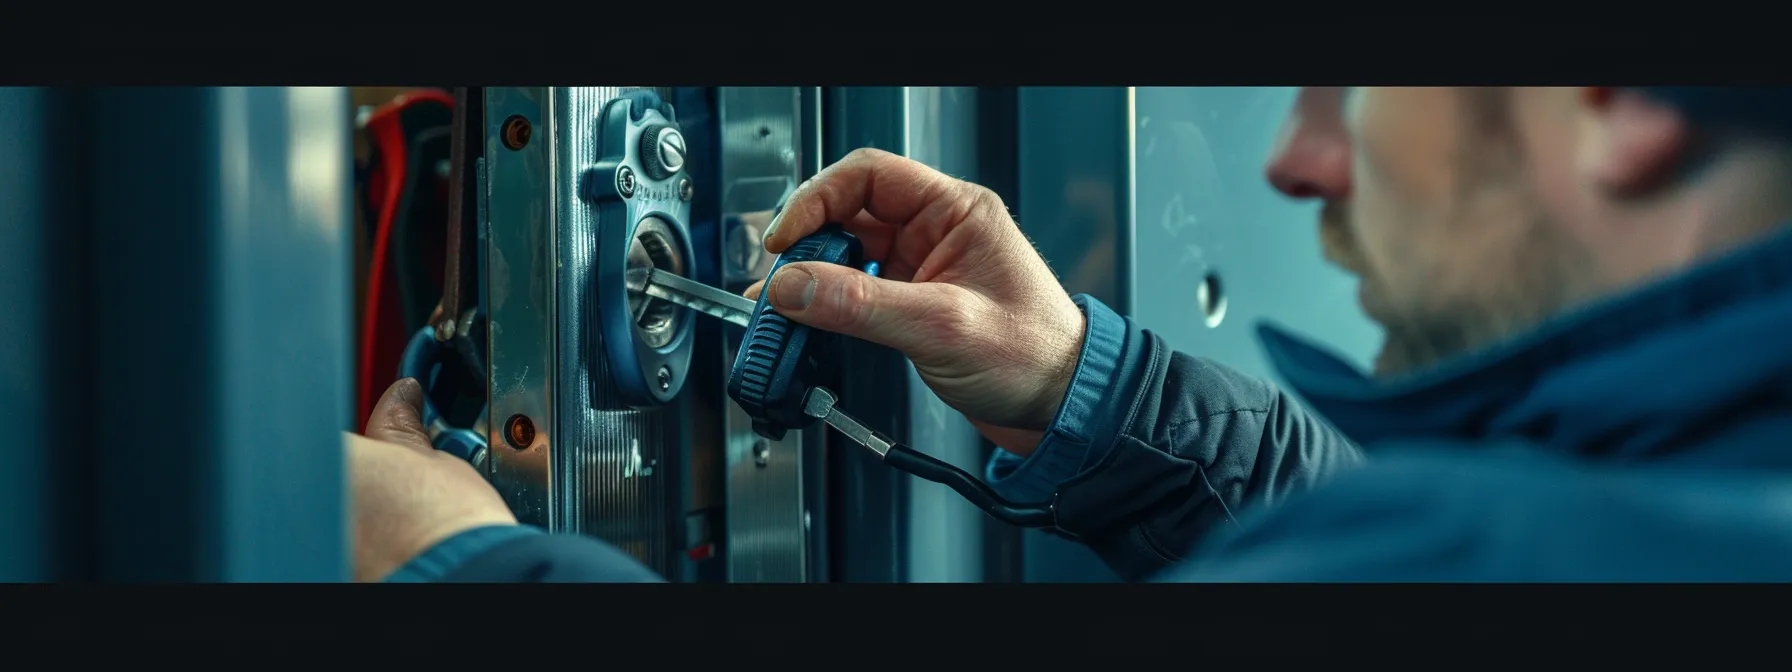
[762, 209, 785, 248]
[770, 267, 816, 310]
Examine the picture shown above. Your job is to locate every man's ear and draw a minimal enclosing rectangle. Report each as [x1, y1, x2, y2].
[1578, 87, 1694, 199]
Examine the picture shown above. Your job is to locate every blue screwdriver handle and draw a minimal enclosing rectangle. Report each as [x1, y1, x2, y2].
[725, 223, 871, 441]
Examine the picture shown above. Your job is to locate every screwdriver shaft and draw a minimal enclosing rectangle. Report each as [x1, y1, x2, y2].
[803, 387, 893, 456]
[637, 268, 758, 328]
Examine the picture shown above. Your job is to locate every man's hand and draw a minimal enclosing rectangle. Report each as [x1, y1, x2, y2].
[347, 378, 517, 582]
[744, 148, 1087, 456]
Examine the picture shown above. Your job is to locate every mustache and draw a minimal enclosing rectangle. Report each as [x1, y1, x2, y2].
[1318, 202, 1362, 274]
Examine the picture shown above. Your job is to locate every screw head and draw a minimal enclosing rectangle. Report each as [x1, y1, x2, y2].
[657, 365, 672, 391]
[657, 129, 687, 173]
[616, 166, 637, 198]
[678, 176, 693, 201]
[752, 440, 770, 468]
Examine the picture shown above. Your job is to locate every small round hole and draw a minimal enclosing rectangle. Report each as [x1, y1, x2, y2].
[501, 115, 532, 150]
[504, 414, 536, 450]
[1198, 271, 1227, 329]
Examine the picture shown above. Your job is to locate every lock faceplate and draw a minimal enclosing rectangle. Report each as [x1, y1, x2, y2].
[581, 92, 698, 408]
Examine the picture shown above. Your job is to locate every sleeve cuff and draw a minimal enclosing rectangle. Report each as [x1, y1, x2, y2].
[384, 524, 545, 583]
[984, 294, 1129, 503]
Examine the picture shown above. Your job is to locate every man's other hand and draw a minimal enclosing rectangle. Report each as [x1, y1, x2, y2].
[347, 378, 517, 582]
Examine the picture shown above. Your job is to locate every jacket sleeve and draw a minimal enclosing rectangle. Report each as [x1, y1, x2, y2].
[984, 294, 1366, 581]
[385, 525, 665, 583]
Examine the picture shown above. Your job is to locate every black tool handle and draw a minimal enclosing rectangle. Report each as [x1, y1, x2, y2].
[882, 441, 1056, 528]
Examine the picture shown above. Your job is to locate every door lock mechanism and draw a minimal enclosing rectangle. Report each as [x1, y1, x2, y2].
[581, 90, 697, 408]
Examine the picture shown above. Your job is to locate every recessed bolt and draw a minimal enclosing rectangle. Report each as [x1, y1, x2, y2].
[616, 165, 637, 198]
[752, 440, 770, 468]
[504, 414, 536, 450]
[678, 176, 693, 201]
[657, 365, 672, 392]
[500, 115, 532, 151]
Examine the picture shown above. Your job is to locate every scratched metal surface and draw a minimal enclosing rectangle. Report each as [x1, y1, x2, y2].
[486, 87, 682, 575]
[484, 87, 558, 528]
[553, 86, 680, 573]
[716, 87, 812, 582]
[1131, 87, 1380, 384]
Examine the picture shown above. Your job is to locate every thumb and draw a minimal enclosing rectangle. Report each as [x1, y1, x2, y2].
[759, 261, 977, 356]
[363, 378, 436, 454]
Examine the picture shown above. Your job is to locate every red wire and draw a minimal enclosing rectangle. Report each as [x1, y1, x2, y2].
[356, 90, 456, 428]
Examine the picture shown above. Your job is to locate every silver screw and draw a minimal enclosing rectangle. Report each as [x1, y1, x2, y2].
[616, 166, 637, 198]
[678, 176, 693, 202]
[752, 440, 770, 468]
[657, 365, 672, 391]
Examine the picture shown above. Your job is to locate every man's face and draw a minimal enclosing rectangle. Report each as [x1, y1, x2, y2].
[1265, 87, 1597, 375]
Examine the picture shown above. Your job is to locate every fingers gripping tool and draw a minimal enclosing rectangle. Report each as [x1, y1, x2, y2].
[642, 223, 1057, 528]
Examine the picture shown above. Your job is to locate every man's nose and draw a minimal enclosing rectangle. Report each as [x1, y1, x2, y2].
[1264, 90, 1351, 201]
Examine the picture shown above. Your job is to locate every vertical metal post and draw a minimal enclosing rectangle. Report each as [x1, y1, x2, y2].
[0, 87, 353, 582]
[823, 86, 912, 582]
[0, 87, 86, 581]
[1013, 86, 1136, 582]
[714, 86, 814, 582]
[901, 87, 987, 583]
[482, 87, 560, 529]
[483, 87, 688, 578]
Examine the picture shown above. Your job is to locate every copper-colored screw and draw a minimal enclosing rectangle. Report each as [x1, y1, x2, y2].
[504, 414, 536, 450]
[501, 115, 532, 151]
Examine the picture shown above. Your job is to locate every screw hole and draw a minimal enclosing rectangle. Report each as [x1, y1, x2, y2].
[757, 126, 772, 139]
[501, 115, 532, 151]
[1198, 271, 1228, 328]
[504, 414, 536, 450]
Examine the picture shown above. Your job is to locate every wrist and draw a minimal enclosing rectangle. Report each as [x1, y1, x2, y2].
[1025, 298, 1090, 429]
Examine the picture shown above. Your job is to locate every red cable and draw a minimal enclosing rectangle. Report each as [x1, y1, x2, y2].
[356, 90, 456, 428]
